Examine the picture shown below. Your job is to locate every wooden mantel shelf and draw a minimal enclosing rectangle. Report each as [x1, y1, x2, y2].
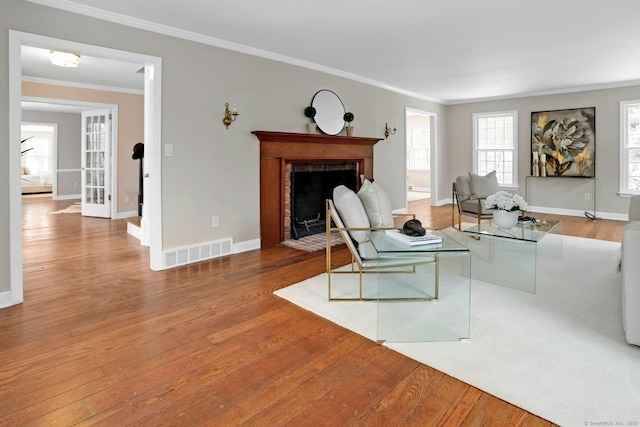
[252, 131, 383, 246]
[251, 130, 382, 147]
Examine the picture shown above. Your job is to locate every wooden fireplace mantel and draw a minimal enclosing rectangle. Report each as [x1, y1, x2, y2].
[252, 131, 383, 246]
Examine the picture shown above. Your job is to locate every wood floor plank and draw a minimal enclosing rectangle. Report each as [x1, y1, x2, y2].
[0, 196, 622, 425]
[239, 340, 387, 426]
[282, 349, 421, 426]
[455, 389, 507, 426]
[398, 374, 467, 426]
[356, 364, 445, 426]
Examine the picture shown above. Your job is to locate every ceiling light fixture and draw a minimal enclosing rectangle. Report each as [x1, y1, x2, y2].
[50, 51, 80, 68]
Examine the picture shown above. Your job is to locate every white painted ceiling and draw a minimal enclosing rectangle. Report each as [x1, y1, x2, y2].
[26, 0, 640, 104]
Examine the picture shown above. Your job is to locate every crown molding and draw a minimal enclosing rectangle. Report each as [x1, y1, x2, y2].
[446, 79, 640, 105]
[27, 0, 443, 104]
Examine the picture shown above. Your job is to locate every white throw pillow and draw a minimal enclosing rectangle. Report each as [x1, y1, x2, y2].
[333, 185, 370, 243]
[357, 179, 394, 228]
[469, 170, 499, 198]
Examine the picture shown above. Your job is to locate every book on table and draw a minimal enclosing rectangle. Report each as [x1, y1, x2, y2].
[385, 230, 443, 246]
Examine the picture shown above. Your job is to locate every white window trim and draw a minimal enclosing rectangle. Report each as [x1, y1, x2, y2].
[620, 100, 640, 196]
[472, 110, 519, 189]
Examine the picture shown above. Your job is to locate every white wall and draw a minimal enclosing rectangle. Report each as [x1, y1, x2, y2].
[0, 0, 444, 295]
[445, 86, 640, 219]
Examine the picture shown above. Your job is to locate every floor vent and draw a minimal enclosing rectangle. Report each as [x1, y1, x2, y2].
[163, 238, 233, 268]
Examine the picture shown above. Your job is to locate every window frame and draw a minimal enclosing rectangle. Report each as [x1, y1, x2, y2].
[619, 100, 640, 196]
[472, 110, 518, 189]
[407, 125, 430, 172]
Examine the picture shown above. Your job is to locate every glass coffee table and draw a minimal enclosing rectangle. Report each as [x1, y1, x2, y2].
[368, 230, 471, 343]
[462, 219, 562, 293]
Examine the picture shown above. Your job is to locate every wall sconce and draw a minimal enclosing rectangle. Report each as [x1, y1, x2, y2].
[50, 50, 80, 68]
[223, 103, 239, 129]
[384, 123, 397, 139]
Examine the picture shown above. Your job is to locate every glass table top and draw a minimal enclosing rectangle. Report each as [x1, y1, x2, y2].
[369, 230, 469, 254]
[463, 219, 561, 243]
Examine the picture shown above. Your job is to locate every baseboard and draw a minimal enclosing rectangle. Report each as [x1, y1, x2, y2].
[526, 205, 627, 221]
[54, 193, 81, 200]
[114, 210, 138, 219]
[0, 291, 22, 309]
[440, 197, 627, 221]
[233, 238, 261, 254]
[127, 221, 142, 241]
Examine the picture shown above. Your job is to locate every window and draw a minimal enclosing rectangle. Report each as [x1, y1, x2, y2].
[620, 100, 640, 195]
[407, 126, 430, 171]
[473, 111, 518, 187]
[21, 123, 55, 184]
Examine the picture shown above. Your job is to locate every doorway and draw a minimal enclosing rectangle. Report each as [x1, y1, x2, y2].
[20, 122, 56, 196]
[7, 30, 163, 308]
[406, 108, 436, 205]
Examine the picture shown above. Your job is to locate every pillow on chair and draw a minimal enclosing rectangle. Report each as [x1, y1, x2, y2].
[333, 185, 370, 244]
[469, 170, 499, 198]
[357, 179, 394, 228]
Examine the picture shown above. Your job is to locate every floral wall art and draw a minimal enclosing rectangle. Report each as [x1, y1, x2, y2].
[531, 107, 595, 177]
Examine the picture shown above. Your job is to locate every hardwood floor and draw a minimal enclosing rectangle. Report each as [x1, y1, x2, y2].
[1, 196, 625, 425]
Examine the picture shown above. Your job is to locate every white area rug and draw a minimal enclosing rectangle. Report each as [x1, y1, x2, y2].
[275, 232, 640, 427]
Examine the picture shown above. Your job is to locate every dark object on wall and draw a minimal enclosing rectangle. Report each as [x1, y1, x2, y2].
[132, 143, 144, 216]
[531, 107, 595, 177]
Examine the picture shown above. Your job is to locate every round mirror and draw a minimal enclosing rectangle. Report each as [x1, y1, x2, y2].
[311, 89, 345, 135]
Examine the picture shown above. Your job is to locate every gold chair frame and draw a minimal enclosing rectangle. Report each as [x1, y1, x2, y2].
[325, 199, 439, 302]
[451, 182, 493, 231]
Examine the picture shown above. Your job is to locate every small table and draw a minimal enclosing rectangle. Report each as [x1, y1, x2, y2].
[368, 230, 471, 343]
[462, 219, 563, 293]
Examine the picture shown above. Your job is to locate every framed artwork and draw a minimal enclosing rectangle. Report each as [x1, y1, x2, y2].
[531, 107, 595, 177]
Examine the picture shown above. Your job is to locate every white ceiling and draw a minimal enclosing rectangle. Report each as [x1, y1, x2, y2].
[26, 0, 640, 104]
[21, 45, 144, 92]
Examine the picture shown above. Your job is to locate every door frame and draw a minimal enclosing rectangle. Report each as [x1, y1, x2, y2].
[7, 30, 164, 308]
[405, 107, 438, 206]
[23, 97, 118, 212]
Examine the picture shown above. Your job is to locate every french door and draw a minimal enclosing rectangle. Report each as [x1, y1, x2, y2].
[81, 109, 111, 218]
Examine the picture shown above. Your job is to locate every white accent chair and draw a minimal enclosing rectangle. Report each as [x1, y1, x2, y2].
[325, 183, 438, 301]
[622, 195, 640, 345]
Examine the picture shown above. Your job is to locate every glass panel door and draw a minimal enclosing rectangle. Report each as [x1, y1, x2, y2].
[81, 109, 111, 218]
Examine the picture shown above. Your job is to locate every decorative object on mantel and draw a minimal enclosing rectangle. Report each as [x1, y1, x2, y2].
[485, 190, 528, 228]
[311, 89, 346, 135]
[304, 106, 317, 133]
[531, 107, 595, 177]
[384, 122, 397, 139]
[222, 102, 239, 129]
[343, 112, 354, 136]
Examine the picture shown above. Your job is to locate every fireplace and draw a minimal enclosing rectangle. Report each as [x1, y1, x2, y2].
[252, 131, 382, 246]
[288, 162, 358, 239]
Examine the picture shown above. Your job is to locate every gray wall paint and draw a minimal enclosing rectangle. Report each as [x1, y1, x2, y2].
[1, 0, 635, 296]
[22, 110, 81, 197]
[445, 85, 640, 217]
[0, 0, 442, 293]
